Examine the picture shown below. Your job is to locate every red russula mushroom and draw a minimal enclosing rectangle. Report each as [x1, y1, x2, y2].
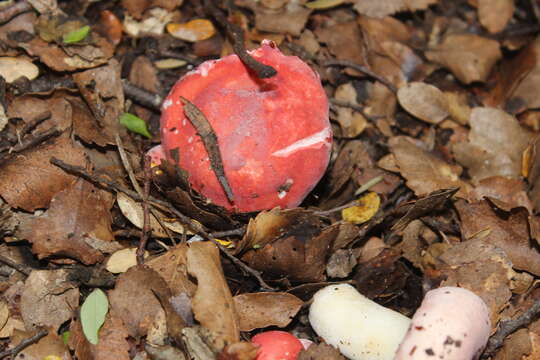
[157, 40, 331, 213]
[252, 330, 303, 360]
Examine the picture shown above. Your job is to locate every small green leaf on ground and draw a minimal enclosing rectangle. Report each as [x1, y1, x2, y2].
[63, 25, 90, 44]
[305, 0, 344, 9]
[80, 289, 109, 345]
[119, 113, 152, 138]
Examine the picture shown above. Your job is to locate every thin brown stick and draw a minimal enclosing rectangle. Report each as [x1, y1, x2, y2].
[0, 328, 47, 359]
[210, 226, 247, 238]
[138, 155, 152, 264]
[122, 80, 162, 112]
[50, 158, 275, 290]
[323, 59, 397, 93]
[0, 1, 33, 25]
[19, 111, 52, 138]
[181, 97, 235, 203]
[0, 254, 31, 276]
[204, 0, 277, 79]
[482, 299, 540, 358]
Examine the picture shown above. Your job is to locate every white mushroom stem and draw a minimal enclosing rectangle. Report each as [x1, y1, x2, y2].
[309, 284, 411, 360]
[395, 286, 491, 360]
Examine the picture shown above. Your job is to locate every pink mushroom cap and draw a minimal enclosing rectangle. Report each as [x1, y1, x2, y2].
[157, 40, 331, 213]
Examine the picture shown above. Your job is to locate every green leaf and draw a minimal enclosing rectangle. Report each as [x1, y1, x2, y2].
[61, 331, 71, 345]
[62, 25, 90, 44]
[305, 0, 344, 9]
[119, 113, 152, 139]
[80, 289, 109, 345]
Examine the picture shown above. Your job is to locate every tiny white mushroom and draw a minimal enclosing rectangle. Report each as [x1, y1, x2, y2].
[309, 284, 411, 360]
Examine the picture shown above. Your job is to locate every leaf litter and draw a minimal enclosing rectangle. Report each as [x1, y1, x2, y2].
[0, 0, 539, 359]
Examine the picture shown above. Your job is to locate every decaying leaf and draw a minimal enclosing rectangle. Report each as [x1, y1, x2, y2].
[238, 0, 311, 36]
[425, 34, 501, 84]
[19, 178, 119, 265]
[106, 248, 148, 274]
[0, 299, 8, 332]
[342, 192, 380, 224]
[167, 19, 216, 42]
[437, 238, 515, 325]
[242, 211, 338, 282]
[108, 265, 169, 339]
[334, 83, 367, 137]
[397, 82, 449, 124]
[11, 329, 72, 360]
[0, 136, 86, 211]
[455, 200, 540, 276]
[117, 192, 191, 237]
[187, 242, 239, 349]
[20, 269, 79, 332]
[453, 107, 534, 182]
[233, 292, 303, 331]
[147, 243, 196, 297]
[0, 57, 39, 83]
[388, 136, 471, 198]
[69, 314, 130, 360]
[298, 341, 346, 360]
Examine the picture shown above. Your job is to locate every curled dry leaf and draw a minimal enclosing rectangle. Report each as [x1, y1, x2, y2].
[117, 192, 191, 237]
[108, 265, 169, 339]
[471, 176, 532, 212]
[0, 136, 86, 211]
[20, 269, 79, 332]
[455, 200, 540, 276]
[478, 0, 514, 34]
[19, 178, 118, 265]
[353, 0, 438, 18]
[241, 209, 338, 282]
[167, 19, 216, 42]
[147, 243, 197, 298]
[397, 82, 448, 124]
[106, 248, 148, 274]
[437, 238, 515, 325]
[11, 329, 71, 360]
[388, 136, 470, 198]
[187, 242, 240, 349]
[233, 292, 303, 331]
[70, 314, 130, 360]
[452, 107, 534, 182]
[425, 34, 501, 84]
[0, 57, 39, 83]
[19, 35, 114, 72]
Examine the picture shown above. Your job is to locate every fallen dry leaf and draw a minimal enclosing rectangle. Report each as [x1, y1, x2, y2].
[19, 178, 118, 264]
[11, 329, 72, 360]
[167, 19, 216, 42]
[397, 82, 449, 124]
[471, 176, 532, 212]
[453, 107, 534, 182]
[0, 135, 86, 211]
[69, 314, 130, 360]
[388, 136, 470, 198]
[478, 0, 514, 34]
[233, 292, 303, 331]
[72, 60, 124, 146]
[20, 269, 79, 331]
[353, 0, 438, 18]
[108, 265, 168, 339]
[528, 136, 540, 212]
[425, 33, 501, 84]
[334, 83, 367, 138]
[342, 192, 380, 224]
[0, 57, 39, 83]
[99, 10, 123, 45]
[315, 21, 366, 68]
[0, 299, 8, 332]
[147, 243, 196, 298]
[187, 242, 240, 348]
[437, 238, 515, 325]
[218, 341, 258, 360]
[455, 200, 540, 276]
[298, 341, 346, 360]
[106, 248, 148, 274]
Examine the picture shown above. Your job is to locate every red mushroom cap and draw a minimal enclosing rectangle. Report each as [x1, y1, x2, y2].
[252, 330, 303, 360]
[159, 40, 331, 213]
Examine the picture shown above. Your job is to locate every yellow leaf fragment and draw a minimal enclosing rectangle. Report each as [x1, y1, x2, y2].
[342, 192, 380, 224]
[305, 0, 345, 9]
[167, 19, 216, 42]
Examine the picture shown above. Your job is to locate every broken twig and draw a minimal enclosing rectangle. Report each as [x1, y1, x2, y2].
[204, 0, 277, 79]
[180, 96, 235, 204]
[0, 328, 48, 359]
